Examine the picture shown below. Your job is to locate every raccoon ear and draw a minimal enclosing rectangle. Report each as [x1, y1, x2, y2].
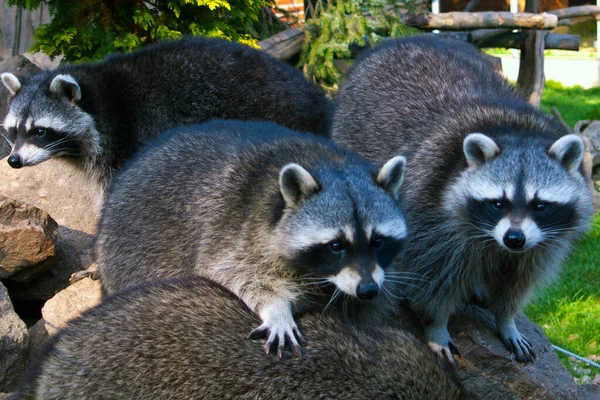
[279, 163, 319, 208]
[1, 73, 21, 95]
[463, 133, 500, 168]
[549, 134, 585, 175]
[50, 74, 81, 102]
[377, 155, 406, 199]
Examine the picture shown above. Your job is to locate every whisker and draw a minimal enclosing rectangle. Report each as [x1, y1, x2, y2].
[322, 288, 341, 315]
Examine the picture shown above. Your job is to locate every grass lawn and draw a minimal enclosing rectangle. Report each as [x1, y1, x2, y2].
[524, 84, 600, 383]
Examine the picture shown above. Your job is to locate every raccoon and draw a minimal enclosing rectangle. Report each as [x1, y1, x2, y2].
[331, 35, 593, 363]
[97, 120, 408, 355]
[0, 36, 331, 191]
[16, 276, 465, 399]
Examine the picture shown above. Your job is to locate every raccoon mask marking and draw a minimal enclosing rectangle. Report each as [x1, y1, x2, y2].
[279, 157, 407, 301]
[2, 73, 100, 169]
[449, 133, 586, 254]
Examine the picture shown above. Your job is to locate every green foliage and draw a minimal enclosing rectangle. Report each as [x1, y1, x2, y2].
[541, 80, 600, 127]
[9, 0, 273, 63]
[300, 0, 418, 93]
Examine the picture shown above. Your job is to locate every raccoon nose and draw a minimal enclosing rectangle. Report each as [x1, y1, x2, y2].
[357, 282, 379, 300]
[503, 230, 526, 250]
[7, 155, 22, 168]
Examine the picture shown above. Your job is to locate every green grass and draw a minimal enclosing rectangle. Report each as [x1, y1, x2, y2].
[524, 215, 600, 381]
[523, 88, 600, 382]
[541, 80, 600, 128]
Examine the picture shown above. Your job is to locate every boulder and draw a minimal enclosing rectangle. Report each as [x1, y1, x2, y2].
[0, 55, 41, 159]
[0, 281, 29, 392]
[0, 196, 58, 280]
[41, 277, 101, 336]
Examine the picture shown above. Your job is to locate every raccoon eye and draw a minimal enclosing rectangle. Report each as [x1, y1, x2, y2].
[372, 237, 384, 249]
[33, 127, 47, 137]
[533, 202, 547, 212]
[329, 241, 344, 253]
[491, 200, 506, 210]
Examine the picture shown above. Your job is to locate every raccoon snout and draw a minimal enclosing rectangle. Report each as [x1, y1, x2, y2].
[357, 282, 379, 300]
[503, 230, 526, 250]
[7, 154, 22, 168]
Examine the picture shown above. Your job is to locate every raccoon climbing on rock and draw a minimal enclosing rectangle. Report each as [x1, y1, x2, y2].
[97, 120, 408, 356]
[1, 37, 331, 191]
[332, 35, 593, 364]
[15, 277, 465, 399]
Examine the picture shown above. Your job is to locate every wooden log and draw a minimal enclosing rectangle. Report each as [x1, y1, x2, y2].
[477, 32, 579, 51]
[258, 27, 305, 61]
[547, 5, 600, 20]
[401, 11, 558, 30]
[517, 0, 545, 107]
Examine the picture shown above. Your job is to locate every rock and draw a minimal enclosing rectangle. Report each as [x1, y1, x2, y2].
[0, 55, 41, 159]
[27, 318, 49, 367]
[0, 156, 99, 301]
[4, 226, 95, 302]
[41, 277, 101, 336]
[448, 306, 584, 399]
[0, 281, 29, 392]
[0, 196, 58, 280]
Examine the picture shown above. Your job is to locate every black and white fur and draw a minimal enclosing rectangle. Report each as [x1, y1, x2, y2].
[15, 277, 464, 399]
[1, 37, 331, 192]
[331, 36, 593, 364]
[97, 120, 408, 356]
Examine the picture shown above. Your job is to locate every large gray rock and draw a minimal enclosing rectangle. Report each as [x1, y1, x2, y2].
[0, 195, 58, 280]
[0, 281, 29, 392]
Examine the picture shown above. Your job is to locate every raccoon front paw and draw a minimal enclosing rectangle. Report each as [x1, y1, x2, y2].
[497, 316, 536, 363]
[426, 323, 460, 365]
[69, 265, 100, 284]
[249, 303, 305, 358]
[502, 334, 536, 363]
[428, 340, 461, 365]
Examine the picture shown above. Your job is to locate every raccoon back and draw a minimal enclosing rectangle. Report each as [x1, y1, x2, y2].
[17, 276, 464, 399]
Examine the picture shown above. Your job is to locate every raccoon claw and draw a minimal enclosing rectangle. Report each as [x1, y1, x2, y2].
[262, 325, 302, 358]
[448, 341, 461, 357]
[503, 336, 536, 363]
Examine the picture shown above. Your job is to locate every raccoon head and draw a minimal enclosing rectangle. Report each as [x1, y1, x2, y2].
[276, 156, 407, 300]
[446, 132, 592, 253]
[1, 72, 99, 169]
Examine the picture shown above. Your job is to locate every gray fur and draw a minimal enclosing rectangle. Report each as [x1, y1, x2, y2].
[2, 37, 331, 189]
[331, 35, 593, 363]
[97, 120, 408, 354]
[16, 277, 464, 399]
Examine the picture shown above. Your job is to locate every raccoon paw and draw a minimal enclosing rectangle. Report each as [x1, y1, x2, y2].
[497, 317, 536, 363]
[502, 335, 536, 363]
[428, 340, 461, 366]
[69, 265, 100, 284]
[249, 304, 304, 358]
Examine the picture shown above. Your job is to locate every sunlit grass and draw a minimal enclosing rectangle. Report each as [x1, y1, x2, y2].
[524, 208, 600, 381]
[540, 80, 600, 127]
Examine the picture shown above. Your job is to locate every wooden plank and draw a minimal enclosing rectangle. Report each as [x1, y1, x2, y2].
[258, 27, 305, 60]
[401, 11, 558, 30]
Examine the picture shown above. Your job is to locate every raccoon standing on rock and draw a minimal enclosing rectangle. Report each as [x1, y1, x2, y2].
[0, 37, 330, 190]
[97, 120, 408, 355]
[16, 277, 465, 399]
[332, 36, 593, 363]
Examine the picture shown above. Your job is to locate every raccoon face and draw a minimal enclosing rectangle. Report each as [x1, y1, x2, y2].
[1, 73, 99, 168]
[276, 156, 407, 300]
[447, 133, 591, 253]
